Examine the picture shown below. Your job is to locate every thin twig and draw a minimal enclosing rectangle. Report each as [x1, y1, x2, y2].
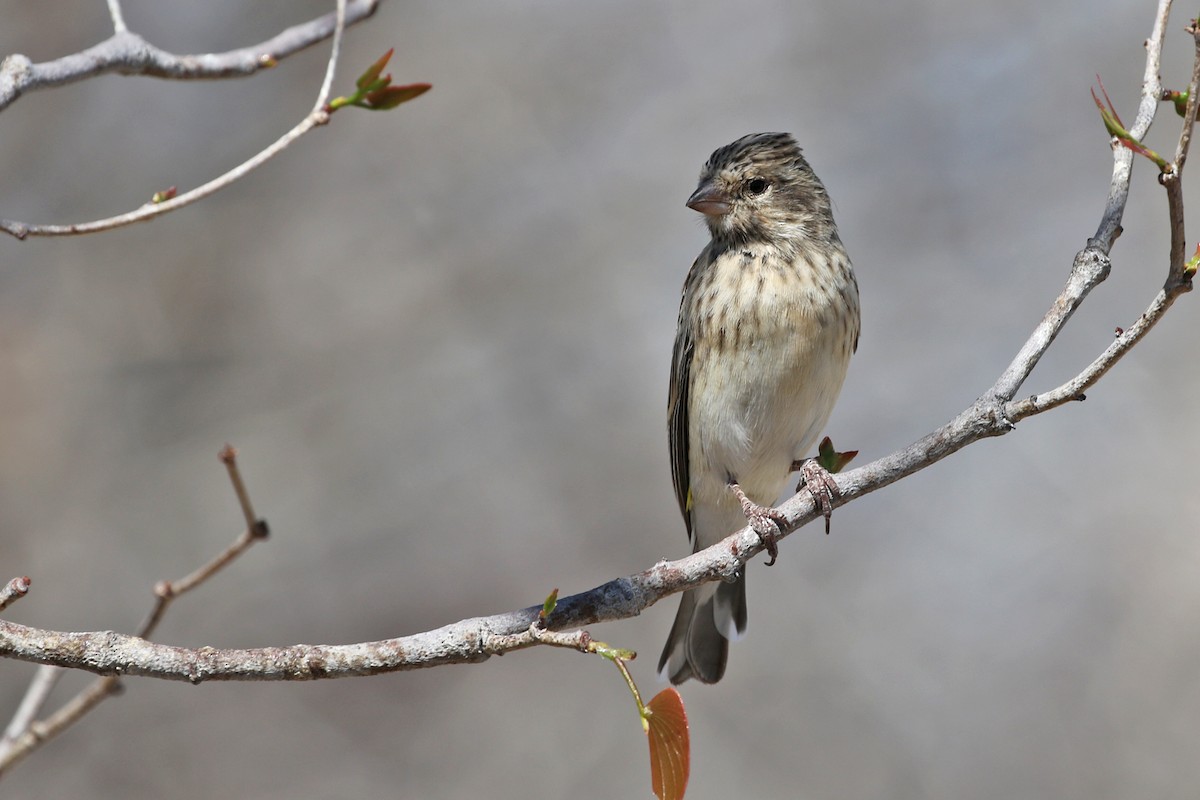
[526, 624, 593, 651]
[316, 0, 348, 111]
[136, 447, 268, 637]
[0, 577, 58, 771]
[0, 445, 270, 775]
[0, 666, 65, 772]
[0, 110, 320, 240]
[1164, 19, 1200, 285]
[219, 443, 269, 538]
[1173, 20, 1200, 172]
[0, 675, 120, 776]
[105, 0, 128, 34]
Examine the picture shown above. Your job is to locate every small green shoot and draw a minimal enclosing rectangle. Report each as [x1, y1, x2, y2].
[327, 48, 431, 112]
[816, 436, 858, 474]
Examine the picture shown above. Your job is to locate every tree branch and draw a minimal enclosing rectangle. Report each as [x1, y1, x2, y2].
[0, 0, 385, 240]
[0, 447, 271, 775]
[0, 0, 379, 112]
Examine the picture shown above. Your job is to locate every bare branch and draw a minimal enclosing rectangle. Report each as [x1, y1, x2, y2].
[0, 0, 380, 112]
[0, 666, 67, 775]
[990, 0, 1174, 404]
[218, 444, 270, 541]
[0, 673, 119, 777]
[136, 446, 270, 639]
[1172, 20, 1200, 172]
[0, 0, 367, 765]
[1007, 288, 1180, 420]
[0, 0, 371, 240]
[1163, 19, 1200, 284]
[0, 111, 326, 239]
[0, 582, 650, 682]
[0, 444, 271, 774]
[1008, 3, 1198, 422]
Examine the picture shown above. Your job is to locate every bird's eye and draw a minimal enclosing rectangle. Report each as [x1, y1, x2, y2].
[746, 178, 769, 195]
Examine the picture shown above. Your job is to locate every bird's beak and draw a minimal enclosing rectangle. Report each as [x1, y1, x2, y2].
[686, 182, 731, 217]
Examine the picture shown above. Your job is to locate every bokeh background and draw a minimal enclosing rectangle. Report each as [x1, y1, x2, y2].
[2, 1, 1199, 797]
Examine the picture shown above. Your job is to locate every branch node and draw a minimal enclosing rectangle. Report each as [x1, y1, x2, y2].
[251, 519, 270, 540]
[27, 720, 48, 743]
[1075, 247, 1113, 282]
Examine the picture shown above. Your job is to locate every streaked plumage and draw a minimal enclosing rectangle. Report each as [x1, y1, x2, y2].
[659, 133, 859, 684]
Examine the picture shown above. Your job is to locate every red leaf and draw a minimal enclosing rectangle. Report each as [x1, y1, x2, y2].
[646, 688, 689, 800]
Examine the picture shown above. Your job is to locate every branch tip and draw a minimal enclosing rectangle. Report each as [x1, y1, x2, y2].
[0, 577, 32, 613]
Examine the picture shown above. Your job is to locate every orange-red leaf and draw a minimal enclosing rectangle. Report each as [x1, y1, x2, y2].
[646, 688, 689, 800]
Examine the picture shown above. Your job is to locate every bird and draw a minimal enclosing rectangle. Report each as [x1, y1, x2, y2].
[658, 132, 860, 684]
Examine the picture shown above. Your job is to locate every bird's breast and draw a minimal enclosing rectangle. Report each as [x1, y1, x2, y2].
[685, 246, 856, 506]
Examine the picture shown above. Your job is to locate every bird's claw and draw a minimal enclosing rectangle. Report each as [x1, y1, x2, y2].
[728, 481, 786, 566]
[794, 458, 841, 534]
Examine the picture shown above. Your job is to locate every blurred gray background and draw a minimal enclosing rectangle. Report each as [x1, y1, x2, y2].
[2, 1, 1198, 798]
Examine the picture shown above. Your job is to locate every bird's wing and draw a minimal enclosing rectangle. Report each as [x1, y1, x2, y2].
[668, 277, 697, 543]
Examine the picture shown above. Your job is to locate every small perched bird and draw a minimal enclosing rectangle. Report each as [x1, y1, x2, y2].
[658, 133, 860, 684]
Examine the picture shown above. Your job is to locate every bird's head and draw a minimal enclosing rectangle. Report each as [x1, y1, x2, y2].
[687, 132, 835, 249]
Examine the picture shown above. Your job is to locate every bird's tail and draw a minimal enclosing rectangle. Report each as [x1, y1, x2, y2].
[657, 573, 746, 684]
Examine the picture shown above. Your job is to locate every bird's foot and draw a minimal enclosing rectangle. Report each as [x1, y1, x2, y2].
[791, 458, 841, 534]
[728, 481, 786, 566]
